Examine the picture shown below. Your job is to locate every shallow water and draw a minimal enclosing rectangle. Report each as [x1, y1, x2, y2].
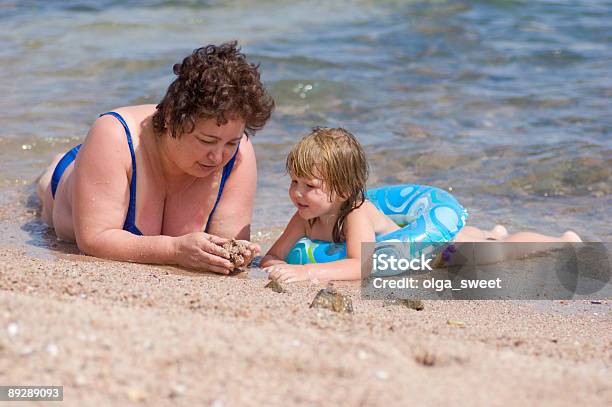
[0, 0, 610, 252]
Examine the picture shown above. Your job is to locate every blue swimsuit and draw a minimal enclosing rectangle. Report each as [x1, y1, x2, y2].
[50, 111, 238, 235]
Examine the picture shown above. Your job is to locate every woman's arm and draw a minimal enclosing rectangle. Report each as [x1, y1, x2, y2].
[269, 207, 375, 282]
[72, 116, 233, 273]
[205, 136, 257, 241]
[260, 212, 306, 268]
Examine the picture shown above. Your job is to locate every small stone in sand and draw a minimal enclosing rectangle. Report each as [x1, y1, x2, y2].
[127, 387, 147, 402]
[265, 280, 286, 293]
[309, 288, 353, 313]
[7, 322, 18, 337]
[447, 319, 466, 328]
[374, 370, 389, 380]
[414, 349, 437, 366]
[384, 299, 424, 311]
[169, 383, 186, 398]
[222, 239, 249, 270]
[46, 343, 59, 357]
[414, 349, 465, 366]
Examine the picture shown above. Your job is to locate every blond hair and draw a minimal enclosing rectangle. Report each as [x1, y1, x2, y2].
[286, 127, 368, 242]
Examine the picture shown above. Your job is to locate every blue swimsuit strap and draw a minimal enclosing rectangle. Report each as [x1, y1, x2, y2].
[51, 144, 81, 198]
[204, 143, 240, 233]
[98, 112, 141, 235]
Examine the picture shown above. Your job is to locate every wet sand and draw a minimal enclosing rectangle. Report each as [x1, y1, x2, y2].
[0, 192, 610, 406]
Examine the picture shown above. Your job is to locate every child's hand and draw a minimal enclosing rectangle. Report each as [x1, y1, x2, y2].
[266, 264, 311, 283]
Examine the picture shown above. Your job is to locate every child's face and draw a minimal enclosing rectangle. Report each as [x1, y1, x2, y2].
[289, 174, 342, 220]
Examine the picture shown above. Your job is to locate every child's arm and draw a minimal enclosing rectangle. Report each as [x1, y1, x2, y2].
[260, 212, 306, 268]
[268, 206, 375, 283]
[305, 208, 375, 281]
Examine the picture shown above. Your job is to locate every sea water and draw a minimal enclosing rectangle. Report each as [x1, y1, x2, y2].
[0, 0, 610, 250]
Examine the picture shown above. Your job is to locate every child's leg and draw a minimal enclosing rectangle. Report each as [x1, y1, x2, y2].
[451, 229, 581, 265]
[500, 230, 581, 243]
[457, 225, 508, 240]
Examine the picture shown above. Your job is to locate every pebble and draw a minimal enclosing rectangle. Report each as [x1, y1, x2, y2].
[414, 349, 437, 366]
[169, 383, 186, 397]
[374, 370, 389, 380]
[291, 339, 301, 347]
[211, 399, 224, 407]
[384, 299, 424, 311]
[46, 343, 59, 357]
[19, 346, 34, 356]
[127, 387, 147, 402]
[309, 288, 353, 313]
[357, 350, 368, 360]
[265, 280, 286, 293]
[7, 322, 19, 337]
[143, 340, 153, 350]
[447, 319, 466, 328]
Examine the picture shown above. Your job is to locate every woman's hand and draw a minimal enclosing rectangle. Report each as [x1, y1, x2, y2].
[173, 232, 234, 274]
[266, 264, 312, 283]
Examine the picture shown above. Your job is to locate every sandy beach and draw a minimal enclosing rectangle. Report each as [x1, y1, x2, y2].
[0, 197, 610, 407]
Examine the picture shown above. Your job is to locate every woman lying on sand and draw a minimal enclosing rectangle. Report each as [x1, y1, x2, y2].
[37, 42, 274, 274]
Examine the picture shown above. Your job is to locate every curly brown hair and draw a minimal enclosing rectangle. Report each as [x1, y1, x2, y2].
[152, 41, 274, 138]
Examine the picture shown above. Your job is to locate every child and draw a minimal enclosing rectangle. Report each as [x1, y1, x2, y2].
[261, 127, 581, 283]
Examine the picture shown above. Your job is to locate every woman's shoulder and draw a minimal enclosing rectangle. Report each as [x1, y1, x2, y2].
[234, 133, 256, 164]
[86, 105, 154, 145]
[78, 108, 152, 171]
[109, 104, 157, 116]
[98, 105, 156, 131]
[216, 133, 256, 193]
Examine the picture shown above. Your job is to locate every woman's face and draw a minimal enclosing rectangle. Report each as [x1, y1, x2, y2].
[167, 116, 245, 178]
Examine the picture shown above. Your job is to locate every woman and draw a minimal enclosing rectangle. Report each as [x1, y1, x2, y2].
[37, 42, 275, 274]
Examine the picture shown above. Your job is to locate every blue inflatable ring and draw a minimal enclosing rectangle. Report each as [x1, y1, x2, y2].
[285, 184, 468, 264]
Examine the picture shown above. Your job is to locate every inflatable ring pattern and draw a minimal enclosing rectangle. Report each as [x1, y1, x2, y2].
[285, 184, 468, 265]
